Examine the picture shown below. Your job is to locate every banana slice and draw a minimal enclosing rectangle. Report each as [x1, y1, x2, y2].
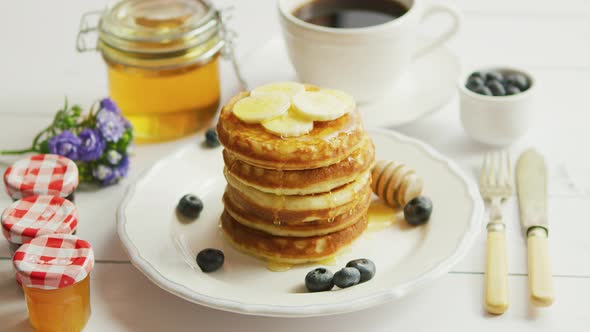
[292, 91, 347, 121]
[261, 110, 314, 137]
[251, 82, 306, 97]
[232, 93, 290, 123]
[322, 89, 356, 113]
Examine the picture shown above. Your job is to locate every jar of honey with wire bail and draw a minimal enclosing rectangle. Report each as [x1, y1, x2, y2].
[77, 0, 246, 143]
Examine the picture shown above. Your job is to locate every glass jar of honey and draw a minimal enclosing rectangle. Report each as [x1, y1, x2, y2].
[77, 0, 245, 143]
[13, 234, 94, 332]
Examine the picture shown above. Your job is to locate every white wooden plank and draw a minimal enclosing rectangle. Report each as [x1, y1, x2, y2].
[1, 261, 589, 331]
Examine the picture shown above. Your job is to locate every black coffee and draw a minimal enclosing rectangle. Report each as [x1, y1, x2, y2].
[293, 0, 408, 29]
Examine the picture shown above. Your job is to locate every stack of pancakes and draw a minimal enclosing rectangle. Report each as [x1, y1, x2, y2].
[216, 89, 375, 264]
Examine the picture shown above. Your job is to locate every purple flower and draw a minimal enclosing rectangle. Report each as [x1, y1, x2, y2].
[115, 156, 130, 179]
[48, 130, 81, 160]
[106, 150, 122, 165]
[100, 98, 120, 114]
[92, 164, 117, 186]
[78, 129, 105, 161]
[92, 156, 130, 186]
[96, 110, 125, 142]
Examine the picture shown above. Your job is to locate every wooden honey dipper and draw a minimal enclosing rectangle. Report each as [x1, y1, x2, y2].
[371, 160, 423, 208]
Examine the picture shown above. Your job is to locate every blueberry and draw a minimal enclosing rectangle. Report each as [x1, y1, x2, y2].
[333, 267, 361, 288]
[177, 194, 204, 219]
[404, 196, 433, 226]
[196, 248, 224, 272]
[305, 268, 334, 292]
[485, 71, 504, 82]
[346, 258, 376, 283]
[205, 128, 220, 148]
[473, 86, 492, 96]
[468, 71, 484, 81]
[486, 79, 506, 96]
[466, 76, 484, 92]
[505, 85, 521, 95]
[505, 73, 529, 91]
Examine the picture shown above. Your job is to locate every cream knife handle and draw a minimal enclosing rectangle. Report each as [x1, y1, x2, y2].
[527, 227, 554, 306]
[485, 223, 509, 315]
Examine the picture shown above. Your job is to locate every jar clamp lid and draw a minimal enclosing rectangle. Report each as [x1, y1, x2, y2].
[1, 195, 78, 245]
[13, 234, 94, 290]
[76, 0, 247, 88]
[3, 154, 79, 200]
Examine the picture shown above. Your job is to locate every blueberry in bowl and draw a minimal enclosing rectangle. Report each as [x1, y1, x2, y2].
[459, 66, 535, 146]
[465, 69, 531, 97]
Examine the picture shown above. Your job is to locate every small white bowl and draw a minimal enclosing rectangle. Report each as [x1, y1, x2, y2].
[459, 67, 536, 146]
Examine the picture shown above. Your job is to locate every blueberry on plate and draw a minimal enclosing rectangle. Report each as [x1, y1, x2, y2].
[333, 267, 361, 288]
[196, 248, 224, 272]
[346, 258, 376, 283]
[485, 71, 504, 82]
[205, 128, 220, 148]
[177, 194, 204, 219]
[486, 79, 506, 96]
[505, 73, 529, 91]
[505, 84, 521, 95]
[404, 196, 433, 226]
[466, 76, 484, 92]
[473, 86, 493, 96]
[468, 71, 484, 81]
[305, 268, 334, 292]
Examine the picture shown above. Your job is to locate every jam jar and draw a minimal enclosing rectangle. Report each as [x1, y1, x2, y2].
[1, 195, 78, 256]
[77, 0, 245, 143]
[3, 154, 79, 202]
[13, 234, 95, 332]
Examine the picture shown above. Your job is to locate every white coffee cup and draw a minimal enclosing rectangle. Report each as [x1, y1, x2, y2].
[279, 0, 462, 103]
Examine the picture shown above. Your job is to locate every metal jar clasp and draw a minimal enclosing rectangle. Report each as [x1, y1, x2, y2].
[76, 10, 103, 52]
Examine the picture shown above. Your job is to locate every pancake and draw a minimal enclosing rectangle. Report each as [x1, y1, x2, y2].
[221, 210, 368, 264]
[225, 168, 370, 211]
[216, 89, 366, 170]
[224, 184, 371, 224]
[223, 186, 371, 237]
[223, 135, 375, 195]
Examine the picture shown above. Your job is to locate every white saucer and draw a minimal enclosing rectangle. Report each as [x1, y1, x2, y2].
[240, 37, 461, 128]
[117, 129, 483, 317]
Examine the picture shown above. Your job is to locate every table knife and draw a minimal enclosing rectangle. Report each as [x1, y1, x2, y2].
[516, 149, 554, 306]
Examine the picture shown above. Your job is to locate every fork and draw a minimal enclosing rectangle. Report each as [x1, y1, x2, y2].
[480, 151, 512, 315]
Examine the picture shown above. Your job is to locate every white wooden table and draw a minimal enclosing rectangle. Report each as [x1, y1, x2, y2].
[1, 0, 590, 331]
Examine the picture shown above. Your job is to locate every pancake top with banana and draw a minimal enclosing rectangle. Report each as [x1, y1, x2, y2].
[216, 82, 366, 170]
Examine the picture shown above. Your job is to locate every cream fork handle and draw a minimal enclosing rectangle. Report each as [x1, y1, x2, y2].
[484, 220, 509, 314]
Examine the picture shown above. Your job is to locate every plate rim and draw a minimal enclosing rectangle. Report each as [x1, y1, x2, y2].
[117, 128, 484, 317]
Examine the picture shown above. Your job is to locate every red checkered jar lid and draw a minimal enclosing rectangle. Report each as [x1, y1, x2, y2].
[3, 154, 79, 200]
[1, 195, 78, 245]
[13, 234, 94, 290]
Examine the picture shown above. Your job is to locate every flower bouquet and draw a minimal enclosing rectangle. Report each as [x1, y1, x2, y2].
[0, 98, 133, 186]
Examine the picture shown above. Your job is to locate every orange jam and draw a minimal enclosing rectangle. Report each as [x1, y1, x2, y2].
[89, 0, 226, 143]
[106, 56, 220, 143]
[23, 275, 91, 332]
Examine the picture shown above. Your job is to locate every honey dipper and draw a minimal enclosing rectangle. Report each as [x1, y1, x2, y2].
[371, 160, 423, 208]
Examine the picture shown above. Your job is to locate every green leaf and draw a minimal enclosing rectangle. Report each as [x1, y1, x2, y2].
[39, 140, 50, 153]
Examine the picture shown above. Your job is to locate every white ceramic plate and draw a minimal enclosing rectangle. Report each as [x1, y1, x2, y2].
[117, 129, 483, 317]
[240, 37, 461, 128]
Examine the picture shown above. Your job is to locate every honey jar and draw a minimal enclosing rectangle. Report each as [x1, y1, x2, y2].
[3, 154, 79, 202]
[1, 195, 78, 257]
[13, 234, 95, 332]
[77, 0, 246, 143]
